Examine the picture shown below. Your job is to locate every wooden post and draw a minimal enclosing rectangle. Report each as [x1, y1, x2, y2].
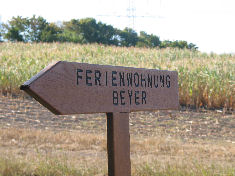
[107, 112, 131, 176]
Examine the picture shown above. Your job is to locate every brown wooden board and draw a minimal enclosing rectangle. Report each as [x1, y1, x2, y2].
[107, 112, 131, 176]
[20, 61, 179, 115]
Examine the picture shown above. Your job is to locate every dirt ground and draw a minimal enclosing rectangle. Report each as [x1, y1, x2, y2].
[0, 95, 234, 142]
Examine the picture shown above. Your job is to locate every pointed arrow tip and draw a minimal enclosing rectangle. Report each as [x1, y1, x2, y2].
[20, 84, 30, 90]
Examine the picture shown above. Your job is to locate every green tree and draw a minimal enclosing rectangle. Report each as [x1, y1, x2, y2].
[160, 40, 197, 50]
[137, 31, 160, 48]
[40, 23, 62, 42]
[160, 40, 172, 48]
[60, 19, 87, 43]
[0, 15, 198, 49]
[171, 40, 188, 49]
[97, 22, 119, 45]
[118, 27, 138, 47]
[26, 15, 48, 42]
[148, 34, 161, 47]
[2, 16, 28, 42]
[61, 18, 119, 45]
[2, 15, 61, 42]
[187, 43, 198, 50]
[79, 18, 99, 43]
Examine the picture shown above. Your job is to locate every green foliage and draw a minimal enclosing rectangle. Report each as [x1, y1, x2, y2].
[60, 19, 87, 43]
[187, 43, 198, 50]
[118, 27, 138, 47]
[1, 15, 62, 42]
[2, 16, 28, 42]
[160, 40, 197, 50]
[61, 18, 118, 45]
[40, 23, 62, 42]
[26, 15, 48, 42]
[96, 21, 119, 45]
[1, 15, 198, 50]
[78, 18, 99, 43]
[137, 31, 160, 48]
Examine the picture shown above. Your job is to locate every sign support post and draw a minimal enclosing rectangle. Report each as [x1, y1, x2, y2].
[107, 112, 131, 176]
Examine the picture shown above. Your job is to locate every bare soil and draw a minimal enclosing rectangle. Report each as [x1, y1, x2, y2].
[0, 95, 234, 142]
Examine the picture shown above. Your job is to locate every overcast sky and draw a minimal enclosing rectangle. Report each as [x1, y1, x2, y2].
[0, 0, 235, 54]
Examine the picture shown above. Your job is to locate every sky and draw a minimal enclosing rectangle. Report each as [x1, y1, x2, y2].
[0, 0, 235, 54]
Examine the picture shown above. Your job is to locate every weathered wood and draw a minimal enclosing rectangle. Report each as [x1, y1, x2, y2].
[20, 61, 179, 115]
[107, 112, 131, 176]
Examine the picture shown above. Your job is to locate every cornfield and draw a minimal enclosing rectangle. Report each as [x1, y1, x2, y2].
[0, 42, 234, 110]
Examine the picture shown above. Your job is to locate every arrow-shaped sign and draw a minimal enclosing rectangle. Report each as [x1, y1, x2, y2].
[20, 61, 179, 115]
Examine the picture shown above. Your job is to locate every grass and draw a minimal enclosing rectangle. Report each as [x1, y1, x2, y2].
[0, 42, 234, 110]
[0, 156, 102, 176]
[0, 128, 234, 176]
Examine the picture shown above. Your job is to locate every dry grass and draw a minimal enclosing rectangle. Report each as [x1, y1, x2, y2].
[0, 90, 234, 175]
[0, 128, 234, 175]
[0, 128, 107, 175]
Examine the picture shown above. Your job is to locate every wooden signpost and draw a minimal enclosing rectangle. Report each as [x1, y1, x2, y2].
[20, 61, 179, 176]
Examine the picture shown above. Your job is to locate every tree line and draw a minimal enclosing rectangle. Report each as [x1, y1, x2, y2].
[0, 15, 198, 50]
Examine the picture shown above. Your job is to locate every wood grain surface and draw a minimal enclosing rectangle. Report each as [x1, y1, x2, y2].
[21, 61, 179, 115]
[107, 112, 131, 176]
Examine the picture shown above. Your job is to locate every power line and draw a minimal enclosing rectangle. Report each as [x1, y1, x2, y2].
[97, 15, 161, 18]
[97, 0, 164, 30]
[127, 0, 136, 29]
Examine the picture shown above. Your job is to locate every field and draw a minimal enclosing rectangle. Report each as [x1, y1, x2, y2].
[0, 42, 234, 110]
[0, 96, 234, 176]
[0, 96, 234, 175]
[0, 42, 234, 175]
